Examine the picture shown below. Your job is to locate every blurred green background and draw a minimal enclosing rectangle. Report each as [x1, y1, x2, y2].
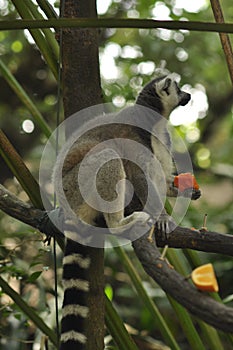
[0, 0, 233, 349]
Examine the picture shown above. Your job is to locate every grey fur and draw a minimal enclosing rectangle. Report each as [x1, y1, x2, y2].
[53, 74, 200, 240]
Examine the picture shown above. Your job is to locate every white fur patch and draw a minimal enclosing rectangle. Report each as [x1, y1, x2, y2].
[61, 330, 87, 344]
[62, 304, 89, 318]
[63, 278, 89, 291]
[154, 75, 180, 118]
[63, 254, 91, 269]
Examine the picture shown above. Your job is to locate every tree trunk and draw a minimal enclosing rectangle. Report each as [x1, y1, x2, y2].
[60, 1, 104, 349]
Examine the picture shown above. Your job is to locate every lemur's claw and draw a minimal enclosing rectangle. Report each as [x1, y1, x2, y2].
[155, 214, 176, 240]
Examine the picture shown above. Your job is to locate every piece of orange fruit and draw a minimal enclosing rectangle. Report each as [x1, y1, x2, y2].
[191, 263, 219, 292]
[174, 173, 199, 192]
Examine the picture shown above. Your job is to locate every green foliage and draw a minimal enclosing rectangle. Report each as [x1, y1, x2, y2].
[0, 0, 233, 349]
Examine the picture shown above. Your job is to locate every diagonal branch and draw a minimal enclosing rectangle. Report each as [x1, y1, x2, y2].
[132, 234, 233, 333]
[210, 0, 233, 84]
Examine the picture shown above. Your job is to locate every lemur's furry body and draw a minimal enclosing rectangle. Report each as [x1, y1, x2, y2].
[54, 74, 200, 349]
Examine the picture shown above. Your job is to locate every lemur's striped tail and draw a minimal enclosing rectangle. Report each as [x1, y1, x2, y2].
[60, 234, 90, 350]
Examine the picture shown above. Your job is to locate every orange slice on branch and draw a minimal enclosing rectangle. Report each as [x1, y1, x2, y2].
[174, 173, 199, 192]
[191, 263, 219, 292]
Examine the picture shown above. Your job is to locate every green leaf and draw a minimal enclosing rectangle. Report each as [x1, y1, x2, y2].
[113, 242, 181, 350]
[27, 271, 42, 283]
[23, 0, 59, 60]
[105, 295, 138, 350]
[14, 312, 22, 321]
[105, 284, 114, 301]
[11, 0, 58, 79]
[0, 276, 58, 346]
[0, 129, 45, 209]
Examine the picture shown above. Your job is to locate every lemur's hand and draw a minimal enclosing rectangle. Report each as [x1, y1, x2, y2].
[182, 187, 201, 200]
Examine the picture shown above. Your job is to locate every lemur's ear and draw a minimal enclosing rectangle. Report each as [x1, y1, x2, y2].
[163, 78, 172, 92]
[155, 77, 172, 95]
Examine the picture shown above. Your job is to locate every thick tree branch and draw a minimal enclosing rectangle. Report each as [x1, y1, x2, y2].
[156, 226, 233, 256]
[0, 184, 44, 228]
[0, 183, 233, 256]
[0, 184, 65, 250]
[1, 184, 233, 332]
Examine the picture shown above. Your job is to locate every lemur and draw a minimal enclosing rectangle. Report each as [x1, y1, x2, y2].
[53, 74, 201, 349]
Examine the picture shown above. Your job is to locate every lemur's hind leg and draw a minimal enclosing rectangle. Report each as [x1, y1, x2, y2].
[96, 157, 150, 233]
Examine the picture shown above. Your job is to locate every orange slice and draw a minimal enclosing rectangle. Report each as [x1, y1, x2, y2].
[191, 263, 219, 292]
[174, 173, 199, 192]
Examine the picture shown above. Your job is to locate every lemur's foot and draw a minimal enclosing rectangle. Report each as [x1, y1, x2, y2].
[123, 211, 152, 228]
[155, 213, 177, 240]
[109, 211, 152, 235]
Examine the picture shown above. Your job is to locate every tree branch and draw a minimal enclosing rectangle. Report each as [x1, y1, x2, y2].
[0, 184, 65, 250]
[156, 226, 233, 256]
[1, 184, 233, 332]
[0, 183, 233, 256]
[210, 0, 233, 84]
[1, 18, 233, 33]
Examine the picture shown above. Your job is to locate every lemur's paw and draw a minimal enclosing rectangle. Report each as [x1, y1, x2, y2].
[191, 188, 201, 200]
[131, 211, 151, 224]
[182, 188, 201, 200]
[125, 211, 153, 228]
[109, 212, 152, 235]
[155, 213, 177, 240]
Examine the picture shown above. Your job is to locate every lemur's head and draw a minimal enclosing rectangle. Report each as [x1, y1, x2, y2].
[136, 74, 191, 118]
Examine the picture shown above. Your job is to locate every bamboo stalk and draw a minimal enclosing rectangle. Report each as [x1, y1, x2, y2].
[0, 60, 52, 140]
[0, 130, 44, 209]
[23, 0, 59, 60]
[11, 0, 58, 79]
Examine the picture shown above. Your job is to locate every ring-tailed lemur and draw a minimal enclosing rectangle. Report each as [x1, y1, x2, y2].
[54, 74, 201, 349]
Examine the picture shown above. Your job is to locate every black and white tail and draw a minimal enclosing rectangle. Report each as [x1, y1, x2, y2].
[60, 229, 90, 350]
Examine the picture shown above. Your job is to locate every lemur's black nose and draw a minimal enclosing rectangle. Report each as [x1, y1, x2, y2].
[179, 92, 191, 106]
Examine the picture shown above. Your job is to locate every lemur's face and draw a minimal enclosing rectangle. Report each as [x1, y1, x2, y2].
[154, 75, 191, 117]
